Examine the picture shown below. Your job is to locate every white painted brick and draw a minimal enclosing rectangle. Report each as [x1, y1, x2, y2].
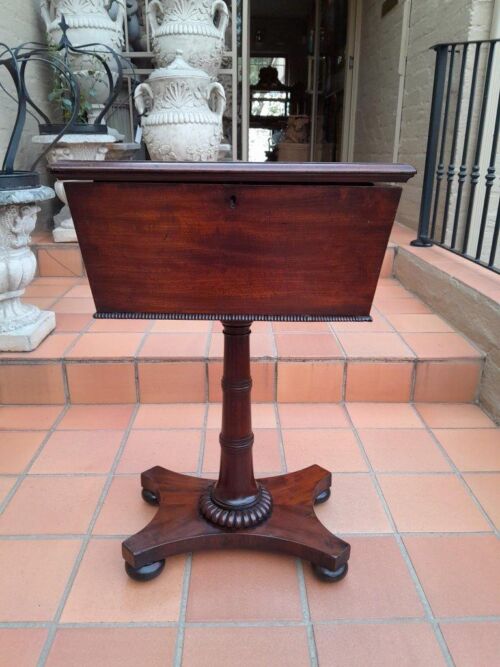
[354, 0, 495, 234]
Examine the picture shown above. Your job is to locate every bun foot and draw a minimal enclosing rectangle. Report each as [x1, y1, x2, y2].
[312, 562, 348, 583]
[123, 466, 350, 586]
[125, 559, 165, 582]
[314, 488, 331, 505]
[141, 488, 159, 505]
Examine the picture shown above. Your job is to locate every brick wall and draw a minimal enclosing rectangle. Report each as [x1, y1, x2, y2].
[353, 0, 405, 164]
[398, 0, 477, 229]
[354, 0, 495, 231]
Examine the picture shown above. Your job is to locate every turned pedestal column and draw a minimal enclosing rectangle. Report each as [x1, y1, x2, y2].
[200, 321, 272, 528]
[122, 321, 350, 584]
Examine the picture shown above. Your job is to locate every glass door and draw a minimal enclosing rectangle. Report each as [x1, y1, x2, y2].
[243, 0, 350, 162]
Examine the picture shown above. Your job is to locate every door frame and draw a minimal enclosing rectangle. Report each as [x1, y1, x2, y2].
[241, 0, 362, 162]
[341, 0, 362, 161]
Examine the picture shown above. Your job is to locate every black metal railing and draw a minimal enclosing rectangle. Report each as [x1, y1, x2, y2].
[412, 39, 499, 273]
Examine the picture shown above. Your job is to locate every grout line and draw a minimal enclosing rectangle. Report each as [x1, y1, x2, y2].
[273, 403, 287, 473]
[295, 559, 318, 667]
[196, 403, 210, 477]
[409, 359, 417, 401]
[61, 363, 71, 404]
[134, 327, 154, 361]
[1, 528, 496, 542]
[0, 622, 53, 629]
[2, 614, 499, 631]
[1, 420, 496, 433]
[268, 326, 279, 404]
[342, 404, 456, 667]
[204, 323, 213, 362]
[172, 400, 209, 664]
[0, 351, 485, 366]
[280, 402, 317, 665]
[461, 477, 499, 533]
[423, 422, 499, 537]
[1, 528, 497, 541]
[341, 358, 348, 401]
[35, 403, 140, 667]
[133, 326, 152, 404]
[0, 406, 70, 515]
[204, 359, 209, 403]
[58, 314, 94, 359]
[274, 358, 278, 402]
[173, 554, 192, 667]
[394, 533, 456, 666]
[134, 358, 141, 403]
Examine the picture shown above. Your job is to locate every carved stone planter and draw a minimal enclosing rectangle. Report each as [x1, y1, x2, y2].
[41, 0, 125, 105]
[148, 0, 228, 78]
[0, 186, 56, 351]
[41, 0, 125, 50]
[32, 133, 116, 242]
[135, 51, 225, 162]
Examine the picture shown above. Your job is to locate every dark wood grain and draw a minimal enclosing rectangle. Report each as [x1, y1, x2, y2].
[54, 161, 415, 582]
[123, 465, 350, 573]
[199, 321, 272, 529]
[64, 181, 401, 319]
[52, 159, 416, 183]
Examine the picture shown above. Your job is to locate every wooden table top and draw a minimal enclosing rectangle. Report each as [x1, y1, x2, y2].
[51, 160, 416, 184]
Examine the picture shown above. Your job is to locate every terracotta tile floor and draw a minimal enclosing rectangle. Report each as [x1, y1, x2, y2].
[0, 401, 498, 666]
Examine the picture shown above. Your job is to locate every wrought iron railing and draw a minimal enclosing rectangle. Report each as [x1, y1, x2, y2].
[412, 39, 499, 273]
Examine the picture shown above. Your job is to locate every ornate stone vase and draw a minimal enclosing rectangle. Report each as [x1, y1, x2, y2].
[134, 51, 225, 161]
[32, 133, 116, 242]
[41, 0, 125, 104]
[148, 0, 229, 77]
[41, 0, 125, 50]
[0, 186, 56, 351]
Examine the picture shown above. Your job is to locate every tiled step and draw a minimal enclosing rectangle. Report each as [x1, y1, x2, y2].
[0, 274, 484, 405]
[31, 231, 85, 278]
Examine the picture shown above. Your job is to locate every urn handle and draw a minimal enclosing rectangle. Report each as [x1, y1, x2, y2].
[108, 0, 126, 25]
[54, 181, 68, 206]
[147, 0, 164, 35]
[212, 0, 229, 38]
[207, 82, 226, 118]
[40, 0, 54, 30]
[134, 82, 154, 116]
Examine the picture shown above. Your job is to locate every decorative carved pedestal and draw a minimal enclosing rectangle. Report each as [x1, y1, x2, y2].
[123, 321, 350, 583]
[0, 186, 55, 351]
[32, 133, 116, 242]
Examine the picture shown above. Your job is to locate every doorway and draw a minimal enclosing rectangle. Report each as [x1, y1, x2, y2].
[243, 0, 353, 162]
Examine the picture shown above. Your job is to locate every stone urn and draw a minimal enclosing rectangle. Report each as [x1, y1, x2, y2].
[41, 0, 125, 105]
[134, 51, 225, 161]
[41, 0, 125, 50]
[0, 186, 56, 351]
[148, 0, 229, 77]
[32, 133, 116, 242]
